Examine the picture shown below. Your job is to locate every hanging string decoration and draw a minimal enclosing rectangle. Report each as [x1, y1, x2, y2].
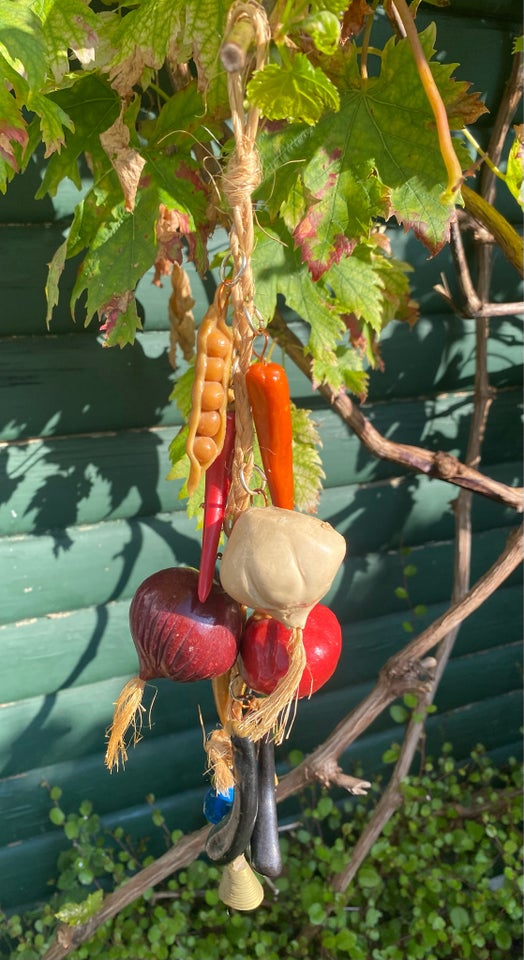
[105, 0, 347, 913]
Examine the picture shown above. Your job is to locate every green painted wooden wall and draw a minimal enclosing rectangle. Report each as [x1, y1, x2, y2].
[0, 2, 522, 912]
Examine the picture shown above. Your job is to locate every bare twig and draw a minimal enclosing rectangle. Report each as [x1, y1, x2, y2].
[391, 0, 462, 199]
[43, 827, 211, 960]
[386, 523, 522, 675]
[332, 297, 493, 894]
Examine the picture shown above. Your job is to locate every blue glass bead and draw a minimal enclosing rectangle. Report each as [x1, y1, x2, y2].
[203, 786, 234, 824]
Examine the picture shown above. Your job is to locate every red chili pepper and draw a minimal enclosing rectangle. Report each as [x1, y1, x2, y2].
[198, 411, 236, 604]
[245, 361, 294, 511]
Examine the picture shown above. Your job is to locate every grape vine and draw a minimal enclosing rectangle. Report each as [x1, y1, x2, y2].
[0, 0, 510, 504]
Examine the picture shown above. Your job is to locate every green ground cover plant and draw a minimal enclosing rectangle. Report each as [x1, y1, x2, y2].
[2, 743, 521, 960]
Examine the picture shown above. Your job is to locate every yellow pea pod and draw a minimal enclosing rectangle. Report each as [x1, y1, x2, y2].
[186, 285, 233, 494]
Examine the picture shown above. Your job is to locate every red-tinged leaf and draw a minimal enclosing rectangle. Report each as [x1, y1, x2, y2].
[0, 122, 27, 170]
[292, 156, 388, 278]
[0, 85, 28, 170]
[99, 291, 142, 348]
[294, 215, 355, 282]
[46, 239, 67, 328]
[257, 24, 481, 272]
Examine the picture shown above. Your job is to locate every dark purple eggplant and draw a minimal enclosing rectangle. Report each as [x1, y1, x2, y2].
[250, 736, 282, 877]
[205, 735, 258, 865]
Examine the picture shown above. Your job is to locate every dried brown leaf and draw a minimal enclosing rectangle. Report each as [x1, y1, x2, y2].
[341, 0, 373, 40]
[100, 112, 146, 212]
[168, 262, 195, 367]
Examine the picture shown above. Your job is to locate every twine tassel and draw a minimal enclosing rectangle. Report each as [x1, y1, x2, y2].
[105, 677, 146, 772]
[237, 627, 306, 743]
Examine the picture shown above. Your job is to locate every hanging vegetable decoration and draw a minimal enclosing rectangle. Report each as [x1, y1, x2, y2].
[220, 506, 346, 631]
[198, 410, 236, 603]
[245, 360, 294, 510]
[186, 283, 233, 495]
[104, 567, 243, 771]
[105, 0, 348, 912]
[239, 604, 342, 700]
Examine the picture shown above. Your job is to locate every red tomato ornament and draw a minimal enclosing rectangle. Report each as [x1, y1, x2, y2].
[239, 604, 342, 699]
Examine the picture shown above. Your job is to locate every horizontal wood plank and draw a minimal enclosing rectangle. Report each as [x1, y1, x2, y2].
[0, 504, 520, 624]
[0, 402, 520, 536]
[0, 564, 520, 782]
[1, 316, 522, 439]
[0, 675, 218, 780]
[0, 571, 520, 706]
[0, 387, 522, 510]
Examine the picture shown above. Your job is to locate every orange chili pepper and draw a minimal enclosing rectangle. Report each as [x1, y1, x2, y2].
[245, 361, 294, 510]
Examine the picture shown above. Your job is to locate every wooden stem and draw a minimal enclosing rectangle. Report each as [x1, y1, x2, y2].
[391, 0, 463, 200]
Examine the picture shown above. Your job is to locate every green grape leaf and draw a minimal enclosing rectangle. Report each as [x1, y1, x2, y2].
[31, 0, 99, 82]
[146, 82, 221, 152]
[108, 0, 183, 94]
[168, 425, 190, 478]
[311, 342, 368, 396]
[55, 890, 104, 927]
[291, 405, 325, 514]
[167, 422, 204, 522]
[370, 245, 419, 328]
[145, 154, 207, 227]
[71, 186, 159, 324]
[255, 123, 310, 221]
[0, 155, 17, 192]
[301, 12, 341, 56]
[247, 54, 340, 126]
[506, 125, 523, 209]
[36, 74, 120, 197]
[181, 0, 229, 114]
[253, 220, 367, 394]
[65, 179, 116, 263]
[252, 220, 337, 332]
[512, 35, 523, 54]
[257, 24, 485, 278]
[28, 92, 75, 157]
[0, 0, 47, 88]
[169, 365, 194, 420]
[322, 249, 384, 331]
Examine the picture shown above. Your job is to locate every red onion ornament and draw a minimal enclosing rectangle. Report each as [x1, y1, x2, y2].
[105, 567, 243, 771]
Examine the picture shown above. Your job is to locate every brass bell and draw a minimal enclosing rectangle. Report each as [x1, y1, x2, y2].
[218, 854, 264, 911]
